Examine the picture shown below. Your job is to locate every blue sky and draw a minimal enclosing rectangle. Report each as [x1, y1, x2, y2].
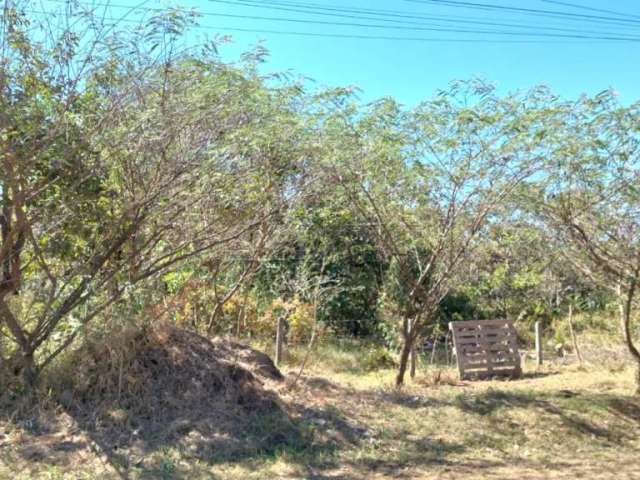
[46, 0, 640, 106]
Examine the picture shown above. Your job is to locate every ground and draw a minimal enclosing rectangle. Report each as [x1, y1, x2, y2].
[1, 342, 639, 480]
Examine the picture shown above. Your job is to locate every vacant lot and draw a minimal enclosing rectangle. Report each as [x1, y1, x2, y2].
[2, 343, 639, 480]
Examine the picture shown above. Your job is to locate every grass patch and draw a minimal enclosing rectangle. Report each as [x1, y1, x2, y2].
[2, 335, 640, 479]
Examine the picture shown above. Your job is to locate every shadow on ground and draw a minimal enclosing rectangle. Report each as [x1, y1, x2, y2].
[453, 388, 640, 444]
[2, 359, 640, 479]
[285, 374, 640, 479]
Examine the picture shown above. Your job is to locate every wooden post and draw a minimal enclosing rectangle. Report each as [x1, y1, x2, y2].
[449, 323, 465, 380]
[409, 316, 417, 379]
[535, 321, 543, 367]
[567, 304, 583, 365]
[410, 345, 417, 379]
[275, 316, 284, 367]
[441, 330, 447, 365]
[430, 335, 437, 365]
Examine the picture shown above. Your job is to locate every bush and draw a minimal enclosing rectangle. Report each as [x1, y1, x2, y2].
[257, 297, 316, 345]
[221, 294, 259, 337]
[360, 345, 396, 371]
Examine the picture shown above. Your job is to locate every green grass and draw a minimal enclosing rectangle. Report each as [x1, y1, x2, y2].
[2, 340, 639, 480]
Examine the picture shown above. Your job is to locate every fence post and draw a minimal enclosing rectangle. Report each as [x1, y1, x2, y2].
[535, 321, 543, 367]
[409, 317, 417, 379]
[444, 330, 450, 365]
[567, 304, 583, 365]
[275, 316, 284, 367]
[410, 345, 417, 379]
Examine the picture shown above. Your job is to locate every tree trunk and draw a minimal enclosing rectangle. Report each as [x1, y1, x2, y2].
[0, 298, 38, 387]
[236, 289, 250, 337]
[396, 336, 413, 387]
[8, 348, 37, 389]
[206, 302, 222, 333]
[618, 282, 640, 395]
[21, 351, 37, 388]
[621, 321, 640, 395]
[396, 315, 418, 387]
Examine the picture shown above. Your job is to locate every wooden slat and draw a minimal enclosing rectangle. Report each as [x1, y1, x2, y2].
[461, 356, 519, 365]
[454, 326, 510, 334]
[458, 346, 517, 354]
[461, 368, 517, 379]
[461, 352, 520, 363]
[451, 319, 516, 328]
[453, 328, 515, 337]
[454, 328, 514, 336]
[454, 329, 516, 338]
[461, 356, 518, 365]
[462, 367, 519, 374]
[449, 319, 522, 380]
[461, 358, 520, 369]
[455, 337, 517, 347]
[458, 337, 512, 344]
[463, 368, 518, 375]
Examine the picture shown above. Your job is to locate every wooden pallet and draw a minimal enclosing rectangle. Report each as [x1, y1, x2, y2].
[449, 319, 522, 380]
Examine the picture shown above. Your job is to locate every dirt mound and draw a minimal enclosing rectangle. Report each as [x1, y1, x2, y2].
[53, 323, 299, 463]
[209, 337, 284, 381]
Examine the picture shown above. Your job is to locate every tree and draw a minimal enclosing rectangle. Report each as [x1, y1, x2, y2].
[0, 3, 304, 385]
[458, 220, 604, 327]
[253, 195, 385, 336]
[324, 81, 556, 385]
[530, 91, 640, 393]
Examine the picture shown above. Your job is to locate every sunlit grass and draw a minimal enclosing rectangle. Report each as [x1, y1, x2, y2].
[2, 337, 639, 480]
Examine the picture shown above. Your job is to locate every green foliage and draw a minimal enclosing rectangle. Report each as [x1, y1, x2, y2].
[253, 199, 385, 336]
[437, 291, 481, 325]
[2, 2, 637, 392]
[360, 345, 397, 371]
[258, 297, 315, 345]
[0, 2, 316, 380]
[382, 251, 430, 320]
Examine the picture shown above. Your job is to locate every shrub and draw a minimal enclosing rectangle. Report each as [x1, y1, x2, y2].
[256, 297, 316, 345]
[360, 345, 396, 371]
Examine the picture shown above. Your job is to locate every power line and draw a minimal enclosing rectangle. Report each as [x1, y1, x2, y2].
[219, 0, 640, 29]
[182, 25, 606, 43]
[26, 9, 604, 43]
[404, 0, 640, 26]
[539, 0, 640, 20]
[151, 11, 640, 41]
[39, 1, 640, 42]
[207, 0, 640, 35]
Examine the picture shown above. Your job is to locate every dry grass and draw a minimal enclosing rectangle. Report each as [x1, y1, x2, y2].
[1, 337, 639, 480]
